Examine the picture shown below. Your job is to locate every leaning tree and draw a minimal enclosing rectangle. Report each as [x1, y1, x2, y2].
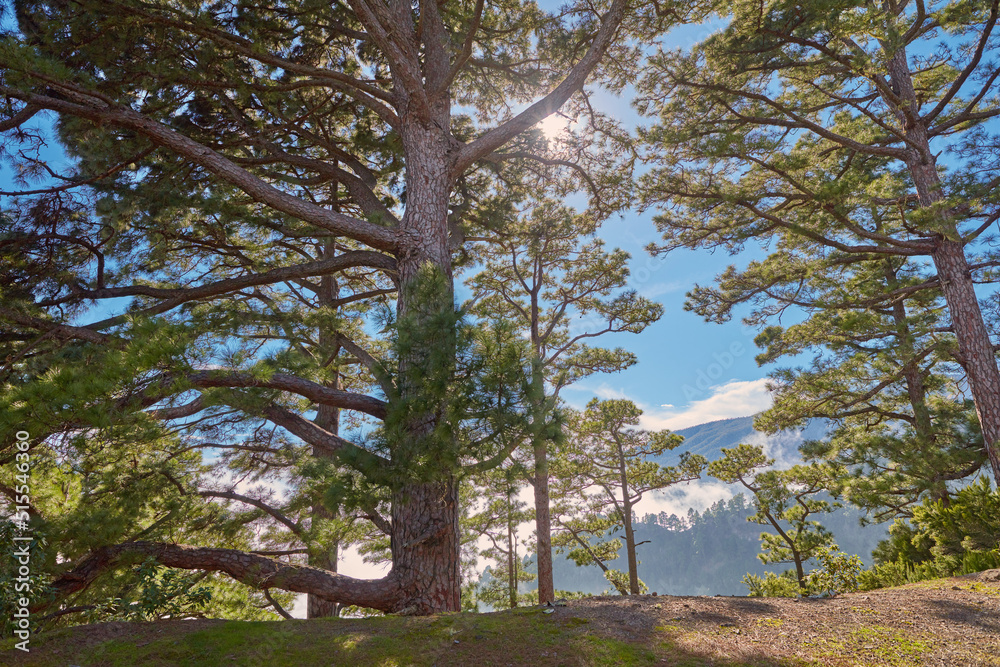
[639, 0, 1000, 482]
[0, 0, 635, 615]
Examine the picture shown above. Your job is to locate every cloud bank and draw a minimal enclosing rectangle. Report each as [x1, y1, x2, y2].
[638, 378, 773, 431]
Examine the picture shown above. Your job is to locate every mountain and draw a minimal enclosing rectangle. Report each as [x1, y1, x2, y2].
[547, 492, 888, 597]
[654, 415, 830, 468]
[670, 416, 756, 459]
[537, 414, 887, 598]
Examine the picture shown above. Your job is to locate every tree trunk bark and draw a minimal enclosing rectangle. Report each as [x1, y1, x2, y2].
[932, 240, 1000, 481]
[532, 437, 554, 605]
[385, 108, 462, 614]
[528, 271, 555, 606]
[622, 496, 640, 595]
[885, 47, 1000, 484]
[793, 551, 806, 590]
[617, 450, 640, 595]
[389, 477, 461, 614]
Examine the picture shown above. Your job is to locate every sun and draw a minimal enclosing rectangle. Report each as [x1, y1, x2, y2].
[539, 113, 572, 139]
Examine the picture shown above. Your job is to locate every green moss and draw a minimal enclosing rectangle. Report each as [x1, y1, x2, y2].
[574, 635, 658, 665]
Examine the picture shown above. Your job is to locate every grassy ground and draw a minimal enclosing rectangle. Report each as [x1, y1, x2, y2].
[3, 572, 999, 666]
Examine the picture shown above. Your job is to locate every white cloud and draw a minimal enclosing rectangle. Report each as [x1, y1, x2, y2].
[743, 429, 805, 470]
[633, 479, 735, 518]
[636, 280, 685, 299]
[591, 383, 631, 400]
[639, 378, 773, 431]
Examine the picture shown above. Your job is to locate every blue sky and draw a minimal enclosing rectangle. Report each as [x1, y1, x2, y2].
[537, 16, 777, 430]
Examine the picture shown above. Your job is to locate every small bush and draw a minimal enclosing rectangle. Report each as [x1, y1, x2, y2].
[807, 545, 863, 595]
[742, 571, 800, 597]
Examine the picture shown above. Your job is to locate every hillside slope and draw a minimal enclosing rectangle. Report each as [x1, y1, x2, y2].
[6, 572, 999, 666]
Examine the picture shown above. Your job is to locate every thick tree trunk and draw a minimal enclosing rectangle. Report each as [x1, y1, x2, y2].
[386, 108, 462, 614]
[389, 478, 461, 614]
[532, 437, 554, 605]
[885, 48, 1000, 484]
[932, 240, 1000, 481]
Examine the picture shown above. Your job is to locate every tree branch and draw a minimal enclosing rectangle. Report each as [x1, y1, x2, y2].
[451, 0, 628, 175]
[38, 541, 402, 613]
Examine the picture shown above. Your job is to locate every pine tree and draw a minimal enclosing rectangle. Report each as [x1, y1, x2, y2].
[709, 444, 839, 590]
[467, 200, 661, 603]
[639, 0, 1000, 483]
[0, 0, 632, 615]
[560, 399, 704, 595]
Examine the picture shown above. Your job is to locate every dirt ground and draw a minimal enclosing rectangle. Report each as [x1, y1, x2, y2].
[562, 569, 1000, 666]
[5, 570, 999, 666]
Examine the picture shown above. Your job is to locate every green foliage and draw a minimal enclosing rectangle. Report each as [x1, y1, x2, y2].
[858, 550, 1000, 591]
[742, 571, 800, 598]
[468, 463, 537, 611]
[806, 546, 864, 596]
[86, 558, 212, 623]
[744, 545, 862, 598]
[875, 477, 1000, 564]
[0, 524, 51, 638]
[857, 478, 1000, 590]
[468, 200, 662, 394]
[709, 444, 839, 588]
[603, 568, 648, 596]
[476, 562, 538, 611]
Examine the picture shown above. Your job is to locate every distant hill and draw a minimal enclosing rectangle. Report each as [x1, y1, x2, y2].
[654, 415, 830, 468]
[546, 491, 887, 597]
[671, 416, 756, 459]
[537, 414, 886, 598]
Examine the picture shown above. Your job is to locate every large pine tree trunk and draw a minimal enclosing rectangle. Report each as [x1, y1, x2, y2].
[533, 438, 555, 605]
[389, 478, 461, 613]
[931, 240, 1000, 480]
[886, 48, 1000, 484]
[386, 109, 462, 614]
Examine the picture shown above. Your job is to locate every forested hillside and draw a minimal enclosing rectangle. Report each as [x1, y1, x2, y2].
[545, 492, 887, 597]
[501, 416, 888, 598]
